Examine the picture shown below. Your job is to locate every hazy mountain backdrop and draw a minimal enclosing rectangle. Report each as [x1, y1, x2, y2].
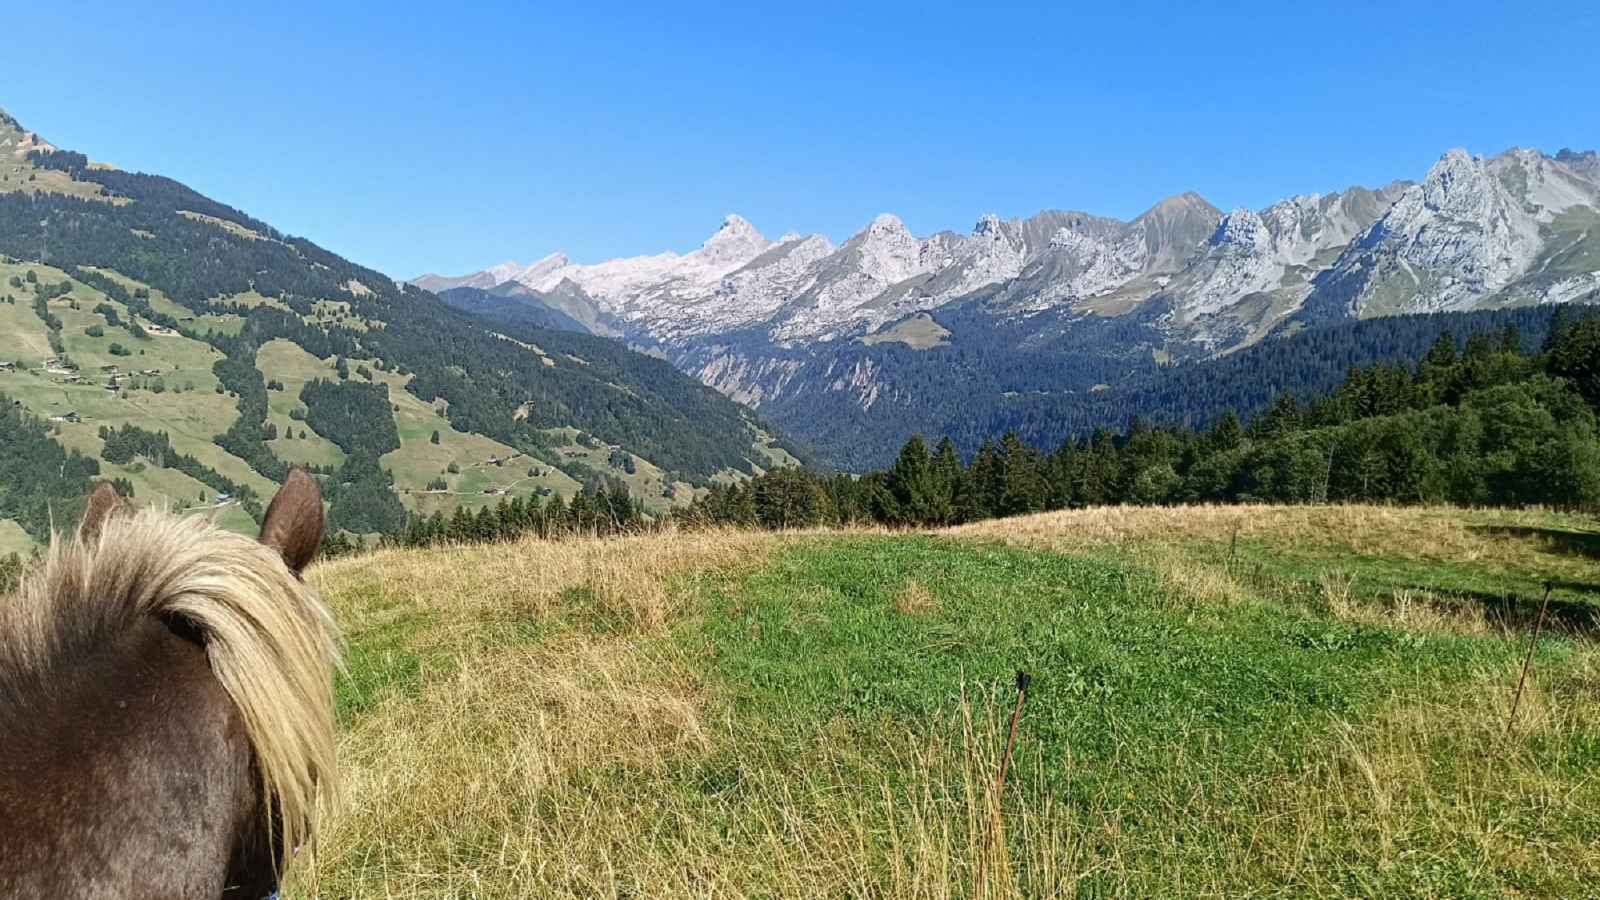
[418, 147, 1600, 467]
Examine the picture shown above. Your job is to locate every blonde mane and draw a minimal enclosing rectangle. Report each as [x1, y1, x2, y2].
[0, 507, 340, 874]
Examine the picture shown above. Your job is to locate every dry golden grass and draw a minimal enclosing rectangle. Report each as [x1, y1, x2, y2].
[312, 526, 783, 635]
[291, 529, 1090, 899]
[946, 503, 1581, 568]
[1318, 569, 1500, 636]
[283, 510, 1600, 898]
[894, 577, 939, 614]
[293, 529, 790, 898]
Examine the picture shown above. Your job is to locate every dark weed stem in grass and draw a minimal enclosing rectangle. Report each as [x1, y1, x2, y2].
[1506, 580, 1554, 735]
[974, 670, 1030, 900]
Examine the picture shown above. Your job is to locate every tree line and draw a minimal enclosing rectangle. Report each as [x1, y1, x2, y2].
[750, 302, 1567, 471]
[683, 310, 1600, 528]
[323, 480, 646, 557]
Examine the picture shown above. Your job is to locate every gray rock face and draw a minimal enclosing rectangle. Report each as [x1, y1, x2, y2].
[1306, 149, 1600, 318]
[409, 195, 1236, 344]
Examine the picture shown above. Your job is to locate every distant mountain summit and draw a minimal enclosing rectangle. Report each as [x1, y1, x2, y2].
[417, 147, 1600, 469]
[422, 147, 1600, 353]
[410, 191, 1232, 344]
[1305, 148, 1600, 320]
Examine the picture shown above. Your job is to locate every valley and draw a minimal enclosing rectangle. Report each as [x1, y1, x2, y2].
[1, 8, 1598, 898]
[422, 149, 1600, 469]
[2, 5, 1597, 898]
[0, 107, 809, 551]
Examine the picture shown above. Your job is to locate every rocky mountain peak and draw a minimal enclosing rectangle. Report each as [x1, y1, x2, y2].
[1137, 191, 1217, 222]
[973, 213, 1004, 238]
[1556, 148, 1600, 170]
[1416, 148, 1492, 217]
[862, 212, 909, 236]
[1133, 191, 1222, 274]
[696, 214, 772, 266]
[415, 145, 1599, 354]
[1210, 207, 1268, 249]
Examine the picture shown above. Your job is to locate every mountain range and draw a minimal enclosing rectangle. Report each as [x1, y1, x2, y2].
[414, 146, 1600, 466]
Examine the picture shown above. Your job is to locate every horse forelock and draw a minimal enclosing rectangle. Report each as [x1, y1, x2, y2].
[0, 508, 341, 878]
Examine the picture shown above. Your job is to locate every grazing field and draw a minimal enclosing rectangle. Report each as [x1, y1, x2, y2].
[0, 518, 34, 557]
[0, 261, 703, 545]
[291, 506, 1600, 899]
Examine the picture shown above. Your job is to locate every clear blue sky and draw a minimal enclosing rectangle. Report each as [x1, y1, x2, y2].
[4, 1, 1594, 278]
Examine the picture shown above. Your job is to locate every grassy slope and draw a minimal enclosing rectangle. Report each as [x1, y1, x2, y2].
[860, 313, 953, 349]
[537, 426, 694, 512]
[1, 108, 781, 531]
[0, 518, 33, 556]
[0, 262, 697, 541]
[293, 505, 1600, 899]
[0, 124, 113, 202]
[253, 339, 590, 512]
[0, 261, 265, 534]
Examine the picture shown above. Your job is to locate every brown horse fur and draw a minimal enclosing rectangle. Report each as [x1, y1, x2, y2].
[0, 469, 339, 899]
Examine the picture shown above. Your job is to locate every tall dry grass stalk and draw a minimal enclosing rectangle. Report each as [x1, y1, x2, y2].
[1319, 571, 1499, 636]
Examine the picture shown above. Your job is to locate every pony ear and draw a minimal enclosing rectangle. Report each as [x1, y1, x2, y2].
[78, 480, 130, 542]
[260, 467, 324, 574]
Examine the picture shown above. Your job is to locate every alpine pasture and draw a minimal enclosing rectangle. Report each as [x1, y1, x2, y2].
[288, 505, 1600, 899]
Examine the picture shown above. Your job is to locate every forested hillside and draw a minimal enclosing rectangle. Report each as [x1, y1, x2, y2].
[0, 107, 807, 550]
[737, 304, 1573, 470]
[681, 308, 1600, 529]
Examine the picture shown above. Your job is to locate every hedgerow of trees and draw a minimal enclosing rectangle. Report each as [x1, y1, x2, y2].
[0, 392, 102, 540]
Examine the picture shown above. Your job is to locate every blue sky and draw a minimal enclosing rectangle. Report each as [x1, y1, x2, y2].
[4, 1, 1594, 278]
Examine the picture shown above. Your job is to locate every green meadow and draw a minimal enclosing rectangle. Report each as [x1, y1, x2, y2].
[292, 505, 1600, 899]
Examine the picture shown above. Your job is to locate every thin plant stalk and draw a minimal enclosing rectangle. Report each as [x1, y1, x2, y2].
[1506, 581, 1554, 735]
[973, 670, 1030, 900]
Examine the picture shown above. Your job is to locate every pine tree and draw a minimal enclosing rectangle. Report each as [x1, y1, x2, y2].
[1545, 308, 1600, 407]
[929, 436, 961, 524]
[1044, 440, 1077, 510]
[1069, 429, 1120, 507]
[880, 434, 936, 525]
[1256, 391, 1302, 440]
[1498, 320, 1523, 355]
[752, 468, 829, 528]
[1204, 409, 1244, 454]
[996, 430, 1049, 516]
[957, 439, 1002, 520]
